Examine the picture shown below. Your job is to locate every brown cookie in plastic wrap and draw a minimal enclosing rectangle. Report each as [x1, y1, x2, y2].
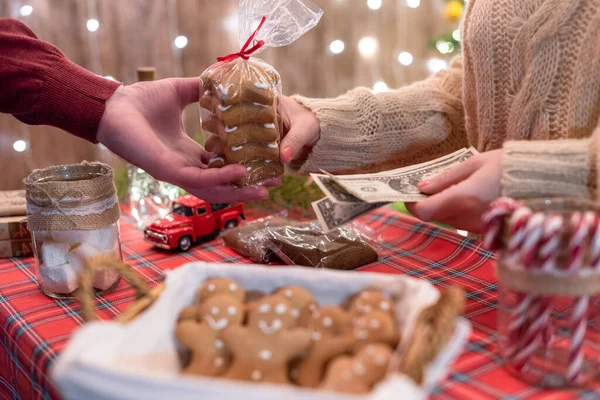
[200, 57, 284, 186]
[221, 216, 292, 263]
[259, 222, 379, 270]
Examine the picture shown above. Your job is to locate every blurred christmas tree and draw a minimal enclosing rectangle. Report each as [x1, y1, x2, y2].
[429, 0, 465, 57]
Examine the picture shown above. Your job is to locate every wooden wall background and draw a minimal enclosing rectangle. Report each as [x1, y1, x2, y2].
[0, 0, 451, 190]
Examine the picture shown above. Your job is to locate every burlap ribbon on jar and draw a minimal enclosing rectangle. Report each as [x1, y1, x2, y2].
[24, 162, 120, 231]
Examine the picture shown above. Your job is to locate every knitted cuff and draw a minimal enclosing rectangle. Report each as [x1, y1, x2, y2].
[291, 90, 374, 174]
[33, 56, 121, 143]
[502, 139, 593, 200]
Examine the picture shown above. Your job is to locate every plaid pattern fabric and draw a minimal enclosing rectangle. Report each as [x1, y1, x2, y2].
[0, 208, 597, 400]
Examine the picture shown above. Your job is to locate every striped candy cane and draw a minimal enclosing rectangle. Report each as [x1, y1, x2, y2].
[566, 212, 590, 383]
[482, 198, 520, 251]
[510, 214, 563, 370]
[507, 212, 546, 369]
[504, 207, 533, 351]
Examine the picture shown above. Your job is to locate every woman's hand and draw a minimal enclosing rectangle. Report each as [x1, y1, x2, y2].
[405, 149, 503, 233]
[278, 95, 320, 163]
[97, 78, 270, 203]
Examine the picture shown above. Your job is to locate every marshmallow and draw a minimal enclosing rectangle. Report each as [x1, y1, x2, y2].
[51, 230, 89, 246]
[38, 262, 79, 294]
[51, 226, 117, 250]
[65, 242, 105, 274]
[41, 241, 70, 267]
[86, 226, 117, 250]
[93, 268, 121, 291]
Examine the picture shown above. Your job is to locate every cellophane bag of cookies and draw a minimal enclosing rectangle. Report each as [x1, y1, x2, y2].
[200, 0, 323, 186]
[256, 221, 382, 270]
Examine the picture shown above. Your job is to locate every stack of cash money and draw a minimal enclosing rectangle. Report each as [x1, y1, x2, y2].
[310, 148, 478, 231]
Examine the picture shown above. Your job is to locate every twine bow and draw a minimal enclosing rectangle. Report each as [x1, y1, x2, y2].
[217, 16, 267, 62]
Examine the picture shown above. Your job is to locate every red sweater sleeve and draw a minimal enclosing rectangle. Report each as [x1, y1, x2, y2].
[0, 18, 121, 143]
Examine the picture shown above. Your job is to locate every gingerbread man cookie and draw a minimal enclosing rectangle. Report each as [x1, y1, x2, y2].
[349, 289, 395, 317]
[320, 344, 393, 393]
[294, 305, 355, 388]
[275, 286, 318, 327]
[177, 305, 200, 322]
[352, 310, 399, 351]
[319, 355, 370, 394]
[220, 294, 311, 384]
[195, 277, 245, 304]
[175, 294, 245, 377]
[353, 343, 393, 388]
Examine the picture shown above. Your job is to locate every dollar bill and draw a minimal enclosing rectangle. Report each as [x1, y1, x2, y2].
[312, 197, 388, 232]
[310, 173, 364, 204]
[332, 147, 478, 203]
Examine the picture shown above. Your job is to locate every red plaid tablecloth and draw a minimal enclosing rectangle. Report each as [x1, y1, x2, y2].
[0, 208, 597, 400]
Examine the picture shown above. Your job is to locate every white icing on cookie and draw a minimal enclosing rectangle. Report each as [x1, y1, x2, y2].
[380, 301, 390, 311]
[352, 361, 367, 376]
[354, 328, 369, 340]
[323, 316, 333, 327]
[217, 83, 233, 99]
[265, 160, 272, 163]
[225, 126, 238, 133]
[214, 357, 225, 367]
[232, 145, 244, 151]
[211, 306, 219, 315]
[267, 142, 278, 149]
[206, 316, 229, 330]
[207, 283, 216, 292]
[290, 308, 299, 318]
[204, 90, 211, 96]
[218, 104, 232, 112]
[275, 303, 287, 315]
[228, 306, 237, 316]
[258, 303, 271, 313]
[284, 289, 293, 297]
[247, 166, 252, 171]
[251, 370, 262, 381]
[356, 304, 372, 313]
[258, 318, 282, 335]
[229, 283, 238, 292]
[254, 81, 269, 90]
[375, 354, 388, 366]
[258, 349, 272, 360]
[369, 319, 381, 329]
[311, 331, 322, 341]
[264, 123, 276, 129]
[253, 102, 269, 107]
[214, 339, 224, 350]
[209, 156, 224, 164]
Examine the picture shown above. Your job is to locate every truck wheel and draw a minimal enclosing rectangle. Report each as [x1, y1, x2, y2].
[178, 236, 192, 252]
[225, 219, 238, 229]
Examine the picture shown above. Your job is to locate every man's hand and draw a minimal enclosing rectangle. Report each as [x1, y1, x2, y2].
[97, 78, 271, 203]
[405, 150, 503, 233]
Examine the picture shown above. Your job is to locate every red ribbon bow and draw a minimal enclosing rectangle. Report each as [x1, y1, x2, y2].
[217, 16, 267, 63]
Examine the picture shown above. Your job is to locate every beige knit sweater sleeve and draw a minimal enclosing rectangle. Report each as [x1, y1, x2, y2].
[502, 133, 598, 200]
[290, 57, 468, 175]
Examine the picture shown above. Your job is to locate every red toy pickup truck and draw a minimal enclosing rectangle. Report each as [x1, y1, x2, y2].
[144, 195, 244, 251]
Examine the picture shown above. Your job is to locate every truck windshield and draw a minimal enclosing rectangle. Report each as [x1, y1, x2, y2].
[172, 204, 193, 217]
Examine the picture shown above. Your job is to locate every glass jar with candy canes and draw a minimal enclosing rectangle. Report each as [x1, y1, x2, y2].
[483, 198, 600, 388]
